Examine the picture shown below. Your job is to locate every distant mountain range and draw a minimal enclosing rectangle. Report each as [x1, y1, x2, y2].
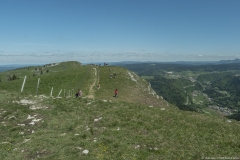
[1, 59, 240, 72]
[114, 59, 240, 66]
[0, 64, 40, 72]
[216, 58, 240, 64]
[171, 58, 240, 65]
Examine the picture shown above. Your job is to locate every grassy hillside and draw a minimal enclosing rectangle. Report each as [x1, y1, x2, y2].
[95, 66, 166, 107]
[0, 61, 240, 159]
[0, 62, 92, 97]
[0, 62, 165, 107]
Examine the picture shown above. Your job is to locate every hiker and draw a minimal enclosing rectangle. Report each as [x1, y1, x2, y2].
[75, 91, 78, 97]
[97, 83, 100, 89]
[78, 89, 82, 97]
[76, 89, 82, 97]
[114, 89, 118, 98]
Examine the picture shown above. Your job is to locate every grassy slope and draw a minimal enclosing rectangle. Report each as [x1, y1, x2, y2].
[95, 66, 167, 107]
[0, 61, 92, 97]
[0, 62, 240, 159]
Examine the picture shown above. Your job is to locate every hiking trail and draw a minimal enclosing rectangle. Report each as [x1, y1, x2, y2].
[86, 67, 97, 99]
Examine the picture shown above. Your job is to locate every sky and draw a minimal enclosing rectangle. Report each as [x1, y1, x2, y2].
[0, 0, 240, 64]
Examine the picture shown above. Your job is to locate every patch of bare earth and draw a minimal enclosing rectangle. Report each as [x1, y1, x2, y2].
[13, 95, 49, 110]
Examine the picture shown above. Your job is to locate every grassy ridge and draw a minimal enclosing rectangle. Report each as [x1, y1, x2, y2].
[0, 61, 240, 159]
[95, 66, 166, 107]
[0, 62, 92, 97]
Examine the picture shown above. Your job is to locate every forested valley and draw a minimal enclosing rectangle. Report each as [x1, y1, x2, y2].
[121, 62, 240, 121]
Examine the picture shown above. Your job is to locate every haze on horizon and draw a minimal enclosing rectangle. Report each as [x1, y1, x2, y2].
[0, 0, 240, 65]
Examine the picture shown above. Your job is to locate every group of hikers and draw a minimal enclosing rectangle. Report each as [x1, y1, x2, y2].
[75, 88, 118, 98]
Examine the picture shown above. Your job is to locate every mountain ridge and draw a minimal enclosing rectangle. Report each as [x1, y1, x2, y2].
[0, 61, 239, 159]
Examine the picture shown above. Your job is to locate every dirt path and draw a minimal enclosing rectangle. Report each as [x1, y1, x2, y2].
[86, 68, 97, 99]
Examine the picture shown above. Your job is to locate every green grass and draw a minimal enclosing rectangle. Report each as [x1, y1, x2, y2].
[163, 70, 200, 79]
[202, 108, 222, 117]
[0, 62, 92, 97]
[95, 66, 164, 107]
[0, 62, 240, 159]
[1, 95, 240, 159]
[141, 76, 154, 80]
[193, 94, 208, 105]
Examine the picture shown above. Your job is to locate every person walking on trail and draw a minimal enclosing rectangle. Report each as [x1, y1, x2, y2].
[114, 89, 118, 98]
[78, 89, 82, 97]
[76, 89, 82, 97]
[75, 89, 79, 97]
[97, 83, 100, 89]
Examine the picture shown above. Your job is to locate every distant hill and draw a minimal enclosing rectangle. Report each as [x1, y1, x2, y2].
[0, 64, 41, 72]
[0, 65, 24, 72]
[216, 58, 240, 64]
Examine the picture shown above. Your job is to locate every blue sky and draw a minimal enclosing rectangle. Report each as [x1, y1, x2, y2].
[0, 0, 240, 64]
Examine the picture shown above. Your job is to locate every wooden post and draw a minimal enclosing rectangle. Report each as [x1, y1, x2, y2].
[64, 89, 65, 97]
[21, 76, 27, 92]
[50, 87, 53, 97]
[36, 78, 40, 95]
[58, 89, 62, 97]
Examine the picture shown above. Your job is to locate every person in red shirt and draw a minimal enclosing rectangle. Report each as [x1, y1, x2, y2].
[114, 89, 118, 98]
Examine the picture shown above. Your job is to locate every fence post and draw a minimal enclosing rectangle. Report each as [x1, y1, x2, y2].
[58, 89, 62, 97]
[21, 76, 27, 92]
[50, 87, 53, 97]
[36, 78, 40, 95]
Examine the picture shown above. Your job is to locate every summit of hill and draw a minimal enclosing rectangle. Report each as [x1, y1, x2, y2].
[0, 61, 239, 159]
[0, 61, 167, 107]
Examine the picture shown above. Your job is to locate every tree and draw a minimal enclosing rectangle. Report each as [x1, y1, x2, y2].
[12, 74, 17, 80]
[226, 111, 240, 121]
